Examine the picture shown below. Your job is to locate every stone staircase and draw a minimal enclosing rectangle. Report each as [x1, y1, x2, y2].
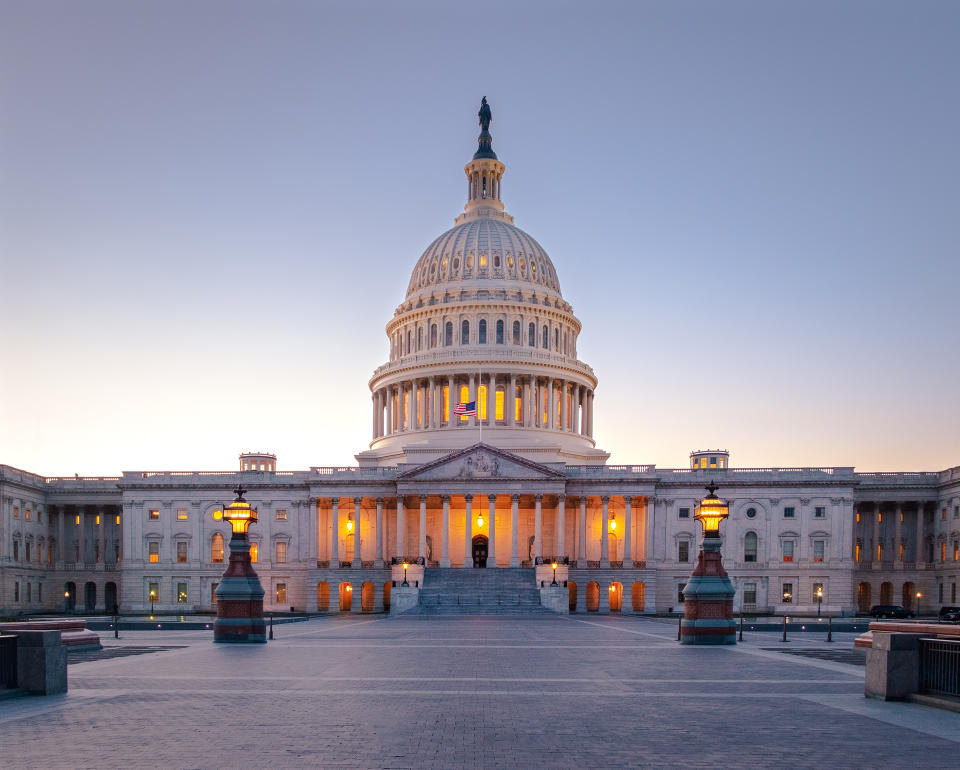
[414, 568, 552, 615]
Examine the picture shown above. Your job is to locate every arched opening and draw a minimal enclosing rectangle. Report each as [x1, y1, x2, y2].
[64, 581, 76, 612]
[609, 582, 623, 612]
[744, 531, 758, 563]
[84, 581, 97, 612]
[857, 582, 872, 613]
[211, 532, 224, 563]
[528, 322, 535, 347]
[541, 325, 548, 349]
[632, 581, 645, 612]
[461, 320, 469, 345]
[249, 542, 258, 563]
[338, 582, 353, 612]
[902, 582, 916, 611]
[316, 581, 330, 611]
[105, 582, 118, 614]
[383, 582, 391, 612]
[478, 319, 487, 344]
[496, 319, 504, 344]
[444, 322, 453, 346]
[568, 582, 577, 612]
[430, 324, 437, 348]
[472, 534, 488, 568]
[879, 581, 893, 605]
[586, 581, 600, 612]
[513, 321, 521, 345]
[361, 582, 375, 612]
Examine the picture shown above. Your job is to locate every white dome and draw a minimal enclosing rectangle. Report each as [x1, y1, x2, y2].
[406, 217, 562, 298]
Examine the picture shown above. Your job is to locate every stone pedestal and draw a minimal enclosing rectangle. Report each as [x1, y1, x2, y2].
[214, 534, 266, 643]
[865, 632, 925, 700]
[16, 630, 68, 695]
[680, 536, 736, 645]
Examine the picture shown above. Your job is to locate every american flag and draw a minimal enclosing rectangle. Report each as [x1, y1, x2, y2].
[454, 400, 477, 417]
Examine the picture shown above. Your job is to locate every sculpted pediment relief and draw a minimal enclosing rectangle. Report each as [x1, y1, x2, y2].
[398, 443, 565, 482]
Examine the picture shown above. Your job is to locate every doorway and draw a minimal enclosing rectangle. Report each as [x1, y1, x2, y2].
[472, 535, 488, 568]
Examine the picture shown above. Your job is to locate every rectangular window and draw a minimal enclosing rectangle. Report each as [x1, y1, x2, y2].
[479, 384, 488, 420]
[952, 583, 957, 603]
[177, 542, 187, 563]
[855, 542, 861, 562]
[782, 583, 793, 603]
[75, 514, 80, 525]
[856, 512, 861, 523]
[149, 509, 159, 520]
[877, 542, 884, 561]
[941, 542, 947, 562]
[954, 540, 959, 561]
[813, 540, 825, 562]
[275, 542, 287, 563]
[25, 508, 31, 521]
[460, 385, 470, 421]
[443, 386, 449, 422]
[149, 542, 159, 563]
[942, 508, 948, 521]
[25, 543, 31, 562]
[14, 582, 19, 602]
[678, 541, 689, 563]
[177, 582, 188, 604]
[276, 583, 287, 604]
[678, 507, 690, 519]
[939, 583, 944, 602]
[515, 389, 522, 422]
[495, 389, 504, 421]
[95, 514, 100, 525]
[177, 509, 188, 520]
[148, 582, 159, 604]
[115, 514, 121, 525]
[814, 506, 825, 518]
[275, 509, 287, 521]
[784, 507, 795, 518]
[677, 583, 686, 603]
[782, 541, 794, 562]
[211, 583, 218, 604]
[13, 506, 18, 519]
[743, 583, 757, 605]
[813, 582, 824, 602]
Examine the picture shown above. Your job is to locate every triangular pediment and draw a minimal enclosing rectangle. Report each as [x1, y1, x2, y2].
[397, 443, 567, 481]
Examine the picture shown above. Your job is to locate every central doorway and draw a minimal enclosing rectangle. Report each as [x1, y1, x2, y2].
[472, 535, 488, 568]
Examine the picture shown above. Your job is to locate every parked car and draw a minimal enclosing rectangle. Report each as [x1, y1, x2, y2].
[869, 604, 914, 619]
[938, 606, 960, 623]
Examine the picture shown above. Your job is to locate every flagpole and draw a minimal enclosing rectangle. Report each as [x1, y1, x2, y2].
[478, 362, 482, 445]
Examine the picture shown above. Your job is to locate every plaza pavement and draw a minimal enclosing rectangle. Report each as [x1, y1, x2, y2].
[2, 614, 959, 768]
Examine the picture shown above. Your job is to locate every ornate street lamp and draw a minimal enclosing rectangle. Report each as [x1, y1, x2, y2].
[213, 486, 266, 643]
[916, 591, 922, 618]
[402, 562, 409, 587]
[816, 587, 823, 617]
[680, 482, 736, 645]
[149, 589, 156, 617]
[551, 562, 558, 586]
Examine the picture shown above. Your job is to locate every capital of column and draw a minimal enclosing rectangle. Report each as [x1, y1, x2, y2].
[464, 494, 474, 503]
[601, 495, 610, 504]
[375, 497, 384, 505]
[624, 495, 633, 503]
[442, 494, 451, 503]
[534, 494, 543, 502]
[487, 493, 497, 503]
[419, 494, 428, 504]
[511, 494, 520, 503]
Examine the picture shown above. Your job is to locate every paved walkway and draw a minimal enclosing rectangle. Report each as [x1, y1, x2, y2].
[3, 615, 958, 768]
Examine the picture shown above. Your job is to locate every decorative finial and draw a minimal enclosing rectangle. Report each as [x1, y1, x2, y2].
[474, 96, 497, 160]
[705, 481, 719, 498]
[233, 485, 247, 502]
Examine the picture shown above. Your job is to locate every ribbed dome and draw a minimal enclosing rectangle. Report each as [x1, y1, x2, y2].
[406, 217, 562, 298]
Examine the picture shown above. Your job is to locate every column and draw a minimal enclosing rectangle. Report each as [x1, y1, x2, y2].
[79, 507, 87, 565]
[600, 496, 610, 568]
[557, 494, 566, 558]
[916, 503, 925, 563]
[352, 497, 362, 568]
[546, 378, 554, 429]
[509, 374, 517, 426]
[379, 389, 385, 436]
[534, 494, 542, 561]
[372, 392, 377, 438]
[894, 504, 903, 565]
[560, 380, 568, 431]
[386, 387, 394, 435]
[578, 497, 587, 564]
[573, 385, 581, 434]
[441, 495, 451, 567]
[97, 509, 105, 564]
[487, 494, 497, 567]
[58, 507, 65, 563]
[419, 495, 427, 561]
[873, 502, 881, 564]
[396, 495, 405, 561]
[487, 373, 496, 426]
[427, 377, 435, 429]
[375, 498, 384, 567]
[447, 375, 455, 427]
[510, 494, 520, 567]
[331, 498, 340, 566]
[464, 494, 473, 567]
[623, 495, 632, 567]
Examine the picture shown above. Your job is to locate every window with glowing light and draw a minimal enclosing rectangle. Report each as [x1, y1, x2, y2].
[211, 532, 224, 563]
[25, 508, 31, 521]
[177, 542, 187, 563]
[148, 542, 159, 563]
[148, 582, 159, 603]
[443, 386, 449, 421]
[177, 509, 187, 520]
[782, 582, 793, 603]
[115, 515, 121, 525]
[276, 509, 287, 520]
[459, 385, 470, 421]
[941, 542, 947, 562]
[149, 509, 159, 521]
[13, 506, 18, 519]
[479, 385, 487, 420]
[812, 582, 824, 603]
[855, 540, 862, 562]
[515, 389, 522, 422]
[276, 542, 287, 564]
[75, 515, 80, 525]
[276, 583, 287, 604]
[177, 582, 188, 604]
[250, 542, 258, 562]
[495, 389, 504, 421]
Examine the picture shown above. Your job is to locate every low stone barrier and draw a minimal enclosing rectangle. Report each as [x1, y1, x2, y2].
[854, 621, 960, 649]
[0, 620, 101, 650]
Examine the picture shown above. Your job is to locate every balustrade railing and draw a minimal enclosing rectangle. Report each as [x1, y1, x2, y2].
[919, 638, 960, 698]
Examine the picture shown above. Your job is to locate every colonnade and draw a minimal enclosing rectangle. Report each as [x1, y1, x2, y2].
[371, 374, 594, 439]
[854, 500, 936, 566]
[28, 504, 122, 567]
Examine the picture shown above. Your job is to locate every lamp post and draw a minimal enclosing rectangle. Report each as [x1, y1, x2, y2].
[402, 562, 409, 587]
[213, 486, 267, 643]
[64, 590, 70, 614]
[916, 591, 922, 618]
[816, 587, 823, 618]
[680, 482, 736, 645]
[551, 562, 558, 586]
[149, 590, 156, 617]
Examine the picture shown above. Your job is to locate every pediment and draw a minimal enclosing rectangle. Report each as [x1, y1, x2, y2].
[397, 443, 566, 482]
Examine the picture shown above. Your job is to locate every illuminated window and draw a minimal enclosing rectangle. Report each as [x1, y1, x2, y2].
[855, 541, 862, 562]
[812, 582, 824, 602]
[813, 540, 825, 562]
[149, 509, 159, 520]
[13, 506, 18, 519]
[678, 507, 690, 519]
[941, 542, 947, 562]
[899, 543, 904, 561]
[877, 542, 884, 561]
[177, 582, 188, 604]
[943, 508, 948, 521]
[459, 385, 469, 421]
[478, 319, 487, 344]
[115, 514, 121, 525]
[276, 509, 287, 520]
[25, 508, 31, 521]
[878, 512, 883, 523]
[783, 507, 795, 519]
[678, 541, 689, 563]
[177, 509, 188, 520]
[443, 386, 449, 421]
[250, 542, 259, 563]
[275, 542, 287, 563]
[514, 389, 522, 422]
[512, 321, 520, 345]
[954, 540, 959, 561]
[95, 514, 100, 525]
[744, 532, 757, 562]
[782, 541, 794, 562]
[496, 320, 504, 344]
[148, 582, 159, 603]
[211, 532, 224, 563]
[479, 384, 487, 419]
[177, 542, 187, 563]
[211, 583, 218, 604]
[75, 515, 80, 525]
[495, 389, 504, 421]
[782, 583, 793, 603]
[148, 542, 159, 563]
[276, 583, 287, 604]
[856, 511, 861, 523]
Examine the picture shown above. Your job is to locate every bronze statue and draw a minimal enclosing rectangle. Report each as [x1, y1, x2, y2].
[478, 96, 491, 132]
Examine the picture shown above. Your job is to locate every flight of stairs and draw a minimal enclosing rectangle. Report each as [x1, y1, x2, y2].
[413, 568, 552, 615]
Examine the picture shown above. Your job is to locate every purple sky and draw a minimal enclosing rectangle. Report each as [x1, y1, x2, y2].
[1, 0, 958, 475]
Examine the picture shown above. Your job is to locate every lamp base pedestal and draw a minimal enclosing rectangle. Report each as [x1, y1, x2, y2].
[214, 534, 266, 644]
[680, 536, 736, 645]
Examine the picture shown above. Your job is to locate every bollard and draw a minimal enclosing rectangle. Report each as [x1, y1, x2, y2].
[738, 615, 744, 642]
[114, 614, 119, 639]
[677, 615, 682, 641]
[781, 616, 788, 643]
[269, 612, 274, 641]
[826, 616, 833, 643]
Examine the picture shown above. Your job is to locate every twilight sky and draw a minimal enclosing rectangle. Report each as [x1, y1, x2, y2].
[1, 0, 958, 476]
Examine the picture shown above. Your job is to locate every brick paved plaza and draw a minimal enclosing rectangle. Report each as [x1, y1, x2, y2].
[3, 615, 959, 768]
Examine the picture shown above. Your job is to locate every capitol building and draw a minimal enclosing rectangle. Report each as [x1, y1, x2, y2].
[2, 103, 959, 619]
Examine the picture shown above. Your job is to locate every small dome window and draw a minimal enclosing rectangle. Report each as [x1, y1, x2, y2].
[494, 255, 501, 267]
[441, 257, 448, 271]
[467, 255, 473, 268]
[480, 254, 487, 267]
[519, 258, 526, 274]
[453, 257, 460, 271]
[531, 262, 537, 274]
[508, 256, 514, 268]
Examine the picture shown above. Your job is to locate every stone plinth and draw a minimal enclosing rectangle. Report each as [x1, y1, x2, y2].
[214, 534, 266, 643]
[680, 536, 736, 645]
[15, 630, 68, 695]
[865, 632, 925, 700]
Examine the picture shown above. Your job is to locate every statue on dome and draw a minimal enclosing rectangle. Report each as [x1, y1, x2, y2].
[478, 97, 492, 132]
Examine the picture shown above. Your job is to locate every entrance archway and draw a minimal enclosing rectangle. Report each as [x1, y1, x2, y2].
[857, 582, 872, 613]
[383, 582, 391, 612]
[84, 581, 97, 612]
[338, 582, 352, 611]
[902, 582, 915, 611]
[568, 582, 577, 612]
[632, 581, 645, 612]
[64, 581, 76, 612]
[105, 582, 118, 614]
[609, 581, 623, 612]
[472, 535, 488, 568]
[586, 581, 599, 612]
[316, 582, 330, 611]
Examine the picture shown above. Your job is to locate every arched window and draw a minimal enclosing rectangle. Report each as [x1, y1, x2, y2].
[542, 325, 549, 349]
[417, 327, 423, 350]
[211, 532, 224, 563]
[512, 321, 521, 345]
[250, 542, 259, 563]
[430, 324, 437, 348]
[444, 322, 453, 346]
[461, 320, 470, 345]
[744, 532, 758, 563]
[528, 322, 535, 347]
[554, 328, 560, 351]
[496, 319, 504, 344]
[406, 330, 411, 354]
[478, 319, 487, 344]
